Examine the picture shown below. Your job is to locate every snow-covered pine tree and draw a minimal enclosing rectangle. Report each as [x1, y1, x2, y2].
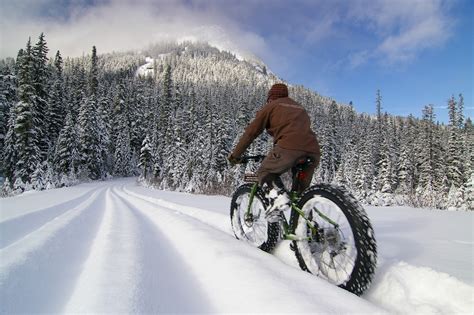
[203, 91, 220, 189]
[416, 105, 437, 206]
[78, 46, 108, 180]
[97, 88, 112, 174]
[465, 173, 474, 210]
[13, 38, 42, 185]
[139, 134, 152, 179]
[1, 177, 13, 196]
[89, 46, 99, 97]
[319, 100, 339, 183]
[3, 106, 17, 182]
[68, 60, 87, 121]
[31, 162, 45, 190]
[113, 114, 132, 177]
[78, 96, 101, 179]
[32, 33, 50, 159]
[378, 114, 395, 194]
[0, 59, 17, 157]
[48, 50, 65, 144]
[447, 95, 464, 189]
[160, 64, 173, 143]
[353, 115, 374, 200]
[54, 112, 79, 177]
[335, 105, 358, 189]
[397, 116, 417, 199]
[372, 89, 383, 184]
[165, 83, 187, 188]
[110, 79, 133, 177]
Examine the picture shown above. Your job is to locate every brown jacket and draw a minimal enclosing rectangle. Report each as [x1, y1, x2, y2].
[232, 97, 320, 157]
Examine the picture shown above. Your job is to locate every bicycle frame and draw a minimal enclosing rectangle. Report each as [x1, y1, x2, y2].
[245, 182, 319, 242]
[239, 154, 340, 242]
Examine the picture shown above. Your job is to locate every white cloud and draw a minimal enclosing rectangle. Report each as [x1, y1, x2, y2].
[0, 0, 270, 61]
[0, 0, 455, 69]
[346, 0, 453, 66]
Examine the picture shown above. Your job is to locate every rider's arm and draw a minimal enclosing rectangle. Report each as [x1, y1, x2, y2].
[231, 103, 273, 158]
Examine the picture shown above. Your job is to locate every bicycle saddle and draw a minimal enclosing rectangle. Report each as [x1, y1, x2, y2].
[294, 156, 315, 170]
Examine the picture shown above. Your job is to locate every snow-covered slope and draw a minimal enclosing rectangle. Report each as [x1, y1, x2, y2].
[1, 178, 472, 314]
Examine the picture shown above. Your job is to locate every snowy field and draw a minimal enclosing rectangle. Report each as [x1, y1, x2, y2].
[1, 178, 472, 314]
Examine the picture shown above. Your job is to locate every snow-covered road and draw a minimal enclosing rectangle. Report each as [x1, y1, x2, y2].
[1, 178, 472, 314]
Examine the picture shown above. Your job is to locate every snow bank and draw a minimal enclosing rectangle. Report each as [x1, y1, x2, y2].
[368, 261, 473, 314]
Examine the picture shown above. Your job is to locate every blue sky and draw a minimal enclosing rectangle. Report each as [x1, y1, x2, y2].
[1, 0, 472, 123]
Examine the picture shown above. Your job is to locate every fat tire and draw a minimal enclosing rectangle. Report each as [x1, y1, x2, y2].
[292, 183, 377, 296]
[230, 184, 280, 252]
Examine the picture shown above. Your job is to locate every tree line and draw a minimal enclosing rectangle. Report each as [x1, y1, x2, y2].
[0, 34, 472, 210]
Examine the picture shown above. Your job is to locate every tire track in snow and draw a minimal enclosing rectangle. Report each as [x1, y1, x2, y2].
[113, 185, 382, 314]
[122, 183, 303, 269]
[114, 188, 216, 314]
[64, 187, 214, 314]
[0, 189, 97, 249]
[0, 187, 107, 314]
[64, 187, 143, 313]
[122, 184, 232, 234]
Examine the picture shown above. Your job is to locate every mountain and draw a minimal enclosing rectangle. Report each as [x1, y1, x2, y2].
[0, 36, 472, 210]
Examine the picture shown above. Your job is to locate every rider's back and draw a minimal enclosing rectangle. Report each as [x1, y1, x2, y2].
[264, 97, 320, 154]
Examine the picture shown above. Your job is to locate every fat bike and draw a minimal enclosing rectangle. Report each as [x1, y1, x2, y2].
[230, 155, 377, 296]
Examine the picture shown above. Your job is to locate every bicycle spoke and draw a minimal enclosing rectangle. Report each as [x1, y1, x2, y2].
[297, 194, 359, 285]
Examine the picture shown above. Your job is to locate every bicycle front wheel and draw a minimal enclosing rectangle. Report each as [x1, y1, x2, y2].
[230, 184, 280, 252]
[292, 184, 377, 296]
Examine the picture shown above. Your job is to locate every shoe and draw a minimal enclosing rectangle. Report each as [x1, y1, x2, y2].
[264, 187, 290, 223]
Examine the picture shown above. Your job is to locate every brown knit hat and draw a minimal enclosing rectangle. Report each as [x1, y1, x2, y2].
[267, 83, 288, 102]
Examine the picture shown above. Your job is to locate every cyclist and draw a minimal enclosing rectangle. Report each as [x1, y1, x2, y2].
[228, 83, 321, 221]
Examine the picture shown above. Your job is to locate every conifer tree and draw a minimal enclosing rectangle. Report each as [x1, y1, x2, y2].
[417, 105, 436, 194]
[69, 61, 87, 120]
[139, 134, 152, 179]
[0, 62, 17, 173]
[32, 33, 50, 157]
[160, 64, 173, 141]
[320, 100, 338, 182]
[112, 81, 132, 177]
[373, 89, 383, 181]
[78, 96, 101, 179]
[465, 173, 474, 210]
[77, 47, 103, 180]
[114, 119, 132, 176]
[3, 107, 17, 181]
[447, 96, 463, 188]
[54, 112, 78, 175]
[89, 46, 99, 97]
[48, 50, 65, 143]
[14, 38, 41, 184]
[378, 115, 395, 193]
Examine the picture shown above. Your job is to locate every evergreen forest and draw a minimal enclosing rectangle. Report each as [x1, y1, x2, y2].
[1, 34, 472, 210]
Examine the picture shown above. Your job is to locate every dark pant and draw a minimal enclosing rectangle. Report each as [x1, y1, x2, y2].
[257, 146, 319, 193]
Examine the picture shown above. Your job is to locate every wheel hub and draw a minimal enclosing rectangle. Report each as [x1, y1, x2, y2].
[244, 213, 254, 227]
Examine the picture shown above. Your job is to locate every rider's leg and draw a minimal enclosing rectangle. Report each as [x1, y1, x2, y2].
[258, 146, 301, 222]
[260, 173, 290, 222]
[296, 153, 320, 193]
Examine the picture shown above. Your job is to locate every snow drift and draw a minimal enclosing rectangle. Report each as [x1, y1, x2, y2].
[0, 178, 472, 314]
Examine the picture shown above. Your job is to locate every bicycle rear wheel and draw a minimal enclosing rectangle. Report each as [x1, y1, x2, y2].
[292, 184, 377, 296]
[230, 184, 280, 252]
